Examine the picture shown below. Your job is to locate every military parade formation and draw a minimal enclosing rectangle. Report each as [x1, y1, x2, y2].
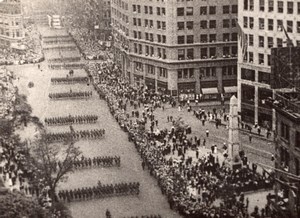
[48, 90, 92, 100]
[44, 115, 98, 126]
[51, 76, 89, 85]
[44, 129, 105, 143]
[58, 182, 140, 202]
[69, 155, 121, 169]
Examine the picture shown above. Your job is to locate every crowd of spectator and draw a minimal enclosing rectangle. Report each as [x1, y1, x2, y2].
[85, 61, 276, 218]
[0, 24, 44, 66]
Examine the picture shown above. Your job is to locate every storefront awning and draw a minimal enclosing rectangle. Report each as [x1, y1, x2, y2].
[224, 86, 237, 93]
[202, 87, 219, 95]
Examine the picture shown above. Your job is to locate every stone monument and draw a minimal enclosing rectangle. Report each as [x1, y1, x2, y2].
[228, 95, 241, 169]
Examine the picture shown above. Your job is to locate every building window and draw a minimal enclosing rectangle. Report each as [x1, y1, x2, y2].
[162, 22, 166, 30]
[209, 47, 216, 58]
[186, 21, 193, 30]
[259, 0, 265, 11]
[232, 5, 238, 13]
[223, 5, 230, 14]
[223, 47, 230, 56]
[162, 35, 166, 43]
[259, 18, 265, 30]
[187, 35, 194, 44]
[178, 49, 185, 60]
[249, 52, 253, 62]
[223, 33, 230, 42]
[249, 34, 254, 46]
[277, 38, 283, 47]
[209, 6, 216, 14]
[250, 0, 254, 10]
[178, 69, 183, 79]
[287, 21, 293, 33]
[157, 7, 161, 15]
[258, 71, 270, 84]
[281, 122, 290, 141]
[149, 6, 153, 14]
[201, 48, 207, 59]
[259, 36, 265, 47]
[268, 0, 274, 12]
[200, 6, 207, 15]
[287, 2, 294, 14]
[223, 19, 230, 28]
[177, 36, 185, 44]
[298, 2, 300, 14]
[200, 34, 207, 43]
[241, 68, 255, 81]
[209, 20, 216, 29]
[232, 33, 238, 41]
[157, 35, 161, 43]
[177, 7, 184, 16]
[268, 19, 273, 30]
[209, 34, 216, 42]
[186, 7, 193, 16]
[297, 22, 300, 33]
[259, 53, 264, 65]
[187, 48, 194, 59]
[277, 20, 283, 31]
[268, 37, 274, 48]
[249, 17, 254, 29]
[243, 17, 248, 28]
[244, 0, 248, 10]
[157, 21, 161, 29]
[232, 19, 237, 28]
[144, 6, 148, 14]
[200, 21, 207, 29]
[278, 1, 283, 13]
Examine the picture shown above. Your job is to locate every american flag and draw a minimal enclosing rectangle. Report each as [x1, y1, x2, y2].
[236, 18, 248, 60]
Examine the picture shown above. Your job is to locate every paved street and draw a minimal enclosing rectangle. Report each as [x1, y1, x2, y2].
[9, 29, 181, 218]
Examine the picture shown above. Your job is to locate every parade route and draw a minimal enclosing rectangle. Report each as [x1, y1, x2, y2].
[9, 29, 181, 218]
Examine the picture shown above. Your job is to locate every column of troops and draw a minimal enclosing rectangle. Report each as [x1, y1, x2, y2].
[58, 182, 140, 202]
[122, 215, 162, 218]
[49, 91, 92, 100]
[69, 156, 121, 169]
[44, 115, 98, 125]
[44, 129, 105, 143]
[51, 76, 89, 84]
[48, 63, 85, 70]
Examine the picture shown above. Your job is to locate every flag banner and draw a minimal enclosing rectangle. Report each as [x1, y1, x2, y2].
[236, 19, 248, 59]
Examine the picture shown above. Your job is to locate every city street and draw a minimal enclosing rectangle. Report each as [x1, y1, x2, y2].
[9, 34, 181, 218]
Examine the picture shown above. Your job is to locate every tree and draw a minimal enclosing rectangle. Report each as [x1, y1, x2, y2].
[13, 93, 32, 127]
[30, 136, 81, 202]
[0, 190, 46, 218]
[0, 118, 13, 138]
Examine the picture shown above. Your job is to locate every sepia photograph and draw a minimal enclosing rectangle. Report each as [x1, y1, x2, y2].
[0, 0, 299, 217]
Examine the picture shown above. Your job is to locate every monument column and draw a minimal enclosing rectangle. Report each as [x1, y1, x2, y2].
[228, 95, 241, 168]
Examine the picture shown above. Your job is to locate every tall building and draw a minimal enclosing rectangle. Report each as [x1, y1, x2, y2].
[237, 0, 300, 130]
[111, 0, 238, 102]
[0, 0, 24, 48]
[271, 91, 300, 218]
[83, 0, 111, 41]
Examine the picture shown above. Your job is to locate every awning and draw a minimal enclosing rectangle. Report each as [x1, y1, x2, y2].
[224, 86, 237, 93]
[202, 87, 219, 95]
